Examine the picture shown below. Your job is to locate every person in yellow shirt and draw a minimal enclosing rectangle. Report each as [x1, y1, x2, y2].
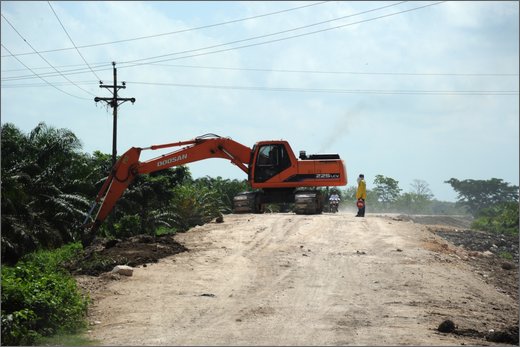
[356, 174, 366, 217]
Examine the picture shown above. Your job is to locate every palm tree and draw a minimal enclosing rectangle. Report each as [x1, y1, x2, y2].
[109, 167, 191, 236]
[1, 123, 91, 263]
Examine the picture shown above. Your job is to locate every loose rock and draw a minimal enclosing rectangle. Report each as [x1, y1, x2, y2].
[112, 265, 134, 276]
[438, 319, 456, 333]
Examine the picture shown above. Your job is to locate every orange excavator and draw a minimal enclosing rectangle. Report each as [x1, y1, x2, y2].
[83, 134, 347, 242]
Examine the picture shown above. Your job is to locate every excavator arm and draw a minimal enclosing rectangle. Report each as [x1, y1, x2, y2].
[82, 134, 251, 245]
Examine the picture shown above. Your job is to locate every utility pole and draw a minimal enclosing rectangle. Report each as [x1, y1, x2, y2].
[95, 62, 135, 168]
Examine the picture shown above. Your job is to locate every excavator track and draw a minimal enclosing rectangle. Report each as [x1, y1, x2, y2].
[294, 190, 323, 215]
[233, 191, 264, 214]
[234, 190, 324, 215]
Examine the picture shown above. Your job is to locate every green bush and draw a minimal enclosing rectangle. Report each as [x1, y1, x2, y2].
[499, 251, 513, 260]
[471, 202, 519, 235]
[1, 243, 88, 345]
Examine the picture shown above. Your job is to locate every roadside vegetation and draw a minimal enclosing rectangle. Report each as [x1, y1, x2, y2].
[1, 122, 518, 344]
[341, 175, 469, 216]
[1, 243, 88, 345]
[1, 123, 248, 345]
[445, 178, 519, 235]
[340, 175, 518, 235]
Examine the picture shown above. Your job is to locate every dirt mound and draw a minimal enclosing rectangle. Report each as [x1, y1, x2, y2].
[69, 234, 188, 276]
[388, 214, 518, 305]
[428, 227, 519, 306]
[433, 228, 518, 262]
[486, 322, 519, 344]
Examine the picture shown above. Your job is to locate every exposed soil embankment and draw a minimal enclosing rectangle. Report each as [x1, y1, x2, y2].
[70, 234, 187, 276]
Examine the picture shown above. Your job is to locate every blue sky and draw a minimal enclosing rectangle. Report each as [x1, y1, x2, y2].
[2, 1, 519, 202]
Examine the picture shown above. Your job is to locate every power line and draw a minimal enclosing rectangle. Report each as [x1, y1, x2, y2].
[4, 62, 517, 84]
[1, 13, 95, 97]
[125, 80, 519, 96]
[1, 1, 331, 58]
[3, 60, 518, 80]
[2, 62, 105, 73]
[2, 81, 98, 88]
[1, 62, 112, 81]
[2, 1, 404, 82]
[3, 76, 517, 95]
[4, 79, 518, 95]
[9, 1, 509, 89]
[3, 1, 410, 72]
[47, 1, 102, 82]
[101, 2, 448, 70]
[117, 1, 412, 66]
[1, 43, 90, 100]
[2, 1, 440, 80]
[147, 63, 520, 77]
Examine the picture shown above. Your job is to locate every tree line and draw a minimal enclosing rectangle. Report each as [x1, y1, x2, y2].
[3, 122, 518, 264]
[337, 174, 518, 234]
[339, 175, 464, 215]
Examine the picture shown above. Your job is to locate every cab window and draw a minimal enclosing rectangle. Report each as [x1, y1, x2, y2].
[254, 144, 291, 182]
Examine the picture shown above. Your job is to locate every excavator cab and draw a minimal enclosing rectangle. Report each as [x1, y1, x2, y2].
[235, 140, 347, 214]
[249, 140, 346, 189]
[253, 143, 293, 183]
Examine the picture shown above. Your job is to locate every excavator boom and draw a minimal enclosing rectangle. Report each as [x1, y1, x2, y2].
[82, 135, 251, 244]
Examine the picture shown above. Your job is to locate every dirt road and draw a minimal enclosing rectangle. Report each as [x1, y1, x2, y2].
[84, 213, 518, 345]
